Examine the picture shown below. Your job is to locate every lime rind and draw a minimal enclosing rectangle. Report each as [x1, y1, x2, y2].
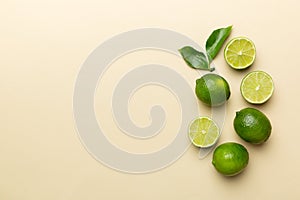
[188, 117, 220, 148]
[224, 37, 256, 69]
[241, 71, 274, 104]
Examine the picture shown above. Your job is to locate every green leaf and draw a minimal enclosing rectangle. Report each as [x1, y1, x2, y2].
[179, 46, 214, 71]
[206, 25, 232, 61]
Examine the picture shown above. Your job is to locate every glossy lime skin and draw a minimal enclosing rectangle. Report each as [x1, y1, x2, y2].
[234, 108, 272, 144]
[212, 142, 249, 176]
[195, 74, 231, 107]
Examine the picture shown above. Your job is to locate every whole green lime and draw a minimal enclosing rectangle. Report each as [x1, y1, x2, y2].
[195, 74, 231, 107]
[212, 142, 249, 176]
[234, 108, 272, 144]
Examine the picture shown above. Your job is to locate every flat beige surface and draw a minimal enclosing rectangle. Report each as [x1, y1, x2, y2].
[1, 0, 300, 199]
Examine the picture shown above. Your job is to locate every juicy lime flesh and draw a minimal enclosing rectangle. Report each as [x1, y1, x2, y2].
[195, 74, 231, 107]
[189, 117, 219, 148]
[212, 142, 249, 176]
[225, 37, 256, 69]
[234, 108, 272, 144]
[241, 71, 274, 104]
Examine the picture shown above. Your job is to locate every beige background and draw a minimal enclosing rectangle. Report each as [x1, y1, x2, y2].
[1, 0, 300, 199]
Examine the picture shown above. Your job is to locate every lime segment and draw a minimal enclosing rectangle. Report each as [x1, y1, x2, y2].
[188, 117, 220, 148]
[224, 37, 256, 69]
[241, 71, 274, 104]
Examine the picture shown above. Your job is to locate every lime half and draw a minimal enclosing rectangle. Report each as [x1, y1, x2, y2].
[188, 117, 220, 148]
[241, 71, 274, 104]
[224, 37, 256, 69]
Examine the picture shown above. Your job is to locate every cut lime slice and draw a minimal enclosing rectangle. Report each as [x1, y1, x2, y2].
[224, 37, 256, 69]
[241, 71, 274, 104]
[188, 117, 220, 148]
